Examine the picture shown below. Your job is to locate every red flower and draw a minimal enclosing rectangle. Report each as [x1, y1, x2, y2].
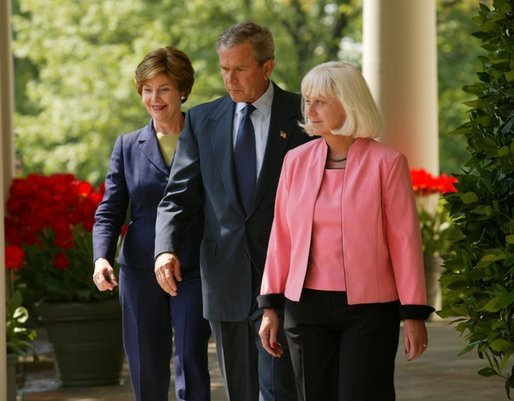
[76, 181, 93, 197]
[5, 220, 23, 246]
[53, 252, 70, 270]
[436, 173, 458, 193]
[4, 173, 114, 302]
[5, 245, 25, 270]
[410, 168, 458, 258]
[55, 228, 74, 250]
[410, 168, 457, 196]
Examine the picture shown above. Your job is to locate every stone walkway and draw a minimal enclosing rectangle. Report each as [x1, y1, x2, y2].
[14, 320, 508, 400]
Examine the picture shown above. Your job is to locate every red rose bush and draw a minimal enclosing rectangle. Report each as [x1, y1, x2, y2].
[4, 173, 117, 303]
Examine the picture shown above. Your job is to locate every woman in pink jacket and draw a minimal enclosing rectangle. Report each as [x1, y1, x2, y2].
[258, 61, 434, 401]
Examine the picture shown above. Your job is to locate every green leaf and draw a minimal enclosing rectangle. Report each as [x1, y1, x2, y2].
[459, 192, 479, 204]
[463, 99, 479, 108]
[8, 291, 23, 314]
[506, 235, 514, 244]
[481, 20, 498, 32]
[490, 338, 511, 352]
[492, 320, 506, 331]
[479, 367, 499, 377]
[498, 146, 511, 157]
[480, 251, 507, 263]
[471, 205, 493, 216]
[463, 83, 485, 94]
[481, 294, 514, 312]
[436, 309, 459, 319]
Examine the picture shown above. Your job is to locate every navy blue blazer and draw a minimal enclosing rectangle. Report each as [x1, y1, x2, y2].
[93, 119, 202, 278]
[155, 83, 310, 321]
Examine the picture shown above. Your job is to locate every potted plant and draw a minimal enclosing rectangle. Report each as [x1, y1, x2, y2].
[410, 168, 458, 312]
[4, 173, 124, 387]
[6, 290, 37, 401]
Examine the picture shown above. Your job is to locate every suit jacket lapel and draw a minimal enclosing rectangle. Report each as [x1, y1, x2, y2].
[138, 120, 169, 175]
[254, 84, 298, 210]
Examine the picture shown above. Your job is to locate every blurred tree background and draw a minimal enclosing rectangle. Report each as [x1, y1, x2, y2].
[11, 0, 481, 185]
[437, 0, 483, 174]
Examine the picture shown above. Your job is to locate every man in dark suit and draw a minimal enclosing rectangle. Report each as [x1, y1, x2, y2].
[154, 22, 310, 401]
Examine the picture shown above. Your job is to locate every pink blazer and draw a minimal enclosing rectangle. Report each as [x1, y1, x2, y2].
[260, 137, 428, 306]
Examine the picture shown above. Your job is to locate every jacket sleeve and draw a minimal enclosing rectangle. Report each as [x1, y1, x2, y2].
[154, 111, 203, 258]
[383, 154, 434, 320]
[92, 136, 129, 266]
[257, 154, 293, 309]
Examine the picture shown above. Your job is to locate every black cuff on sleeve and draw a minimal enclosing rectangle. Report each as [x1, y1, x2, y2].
[257, 294, 285, 309]
[399, 304, 435, 320]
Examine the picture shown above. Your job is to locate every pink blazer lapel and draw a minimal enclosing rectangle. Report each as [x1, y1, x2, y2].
[284, 139, 327, 291]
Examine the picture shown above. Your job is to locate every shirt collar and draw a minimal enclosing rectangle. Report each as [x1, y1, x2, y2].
[236, 81, 274, 115]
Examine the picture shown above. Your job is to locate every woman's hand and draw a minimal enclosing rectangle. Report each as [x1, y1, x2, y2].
[403, 319, 428, 361]
[154, 252, 182, 296]
[93, 258, 118, 291]
[259, 308, 284, 358]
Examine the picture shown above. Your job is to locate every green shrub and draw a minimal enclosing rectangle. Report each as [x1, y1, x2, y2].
[439, 0, 514, 397]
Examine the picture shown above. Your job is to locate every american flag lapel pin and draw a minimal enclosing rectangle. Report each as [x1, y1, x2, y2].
[280, 130, 287, 140]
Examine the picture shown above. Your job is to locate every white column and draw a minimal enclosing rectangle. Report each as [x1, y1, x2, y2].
[363, 0, 439, 174]
[1, 1, 14, 195]
[1, 0, 14, 397]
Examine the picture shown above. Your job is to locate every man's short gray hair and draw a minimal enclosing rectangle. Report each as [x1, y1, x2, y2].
[216, 21, 274, 64]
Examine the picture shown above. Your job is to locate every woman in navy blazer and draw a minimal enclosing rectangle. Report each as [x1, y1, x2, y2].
[92, 47, 211, 401]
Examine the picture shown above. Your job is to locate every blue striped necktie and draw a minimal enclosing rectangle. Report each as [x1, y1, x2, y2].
[234, 104, 256, 214]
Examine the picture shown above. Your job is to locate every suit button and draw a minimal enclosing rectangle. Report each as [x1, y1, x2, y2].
[244, 253, 250, 261]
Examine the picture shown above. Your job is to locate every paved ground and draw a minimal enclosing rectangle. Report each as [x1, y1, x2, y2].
[13, 320, 509, 401]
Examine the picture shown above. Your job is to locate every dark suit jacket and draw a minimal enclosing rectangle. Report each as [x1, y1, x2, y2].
[155, 83, 310, 321]
[93, 119, 202, 277]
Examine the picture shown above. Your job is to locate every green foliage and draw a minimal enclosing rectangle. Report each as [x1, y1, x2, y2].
[6, 290, 37, 357]
[437, 0, 485, 174]
[11, 0, 483, 181]
[12, 0, 171, 184]
[15, 225, 119, 304]
[439, 0, 514, 396]
[12, 0, 360, 185]
[418, 198, 456, 257]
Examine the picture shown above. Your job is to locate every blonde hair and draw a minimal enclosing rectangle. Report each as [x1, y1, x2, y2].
[299, 61, 382, 138]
